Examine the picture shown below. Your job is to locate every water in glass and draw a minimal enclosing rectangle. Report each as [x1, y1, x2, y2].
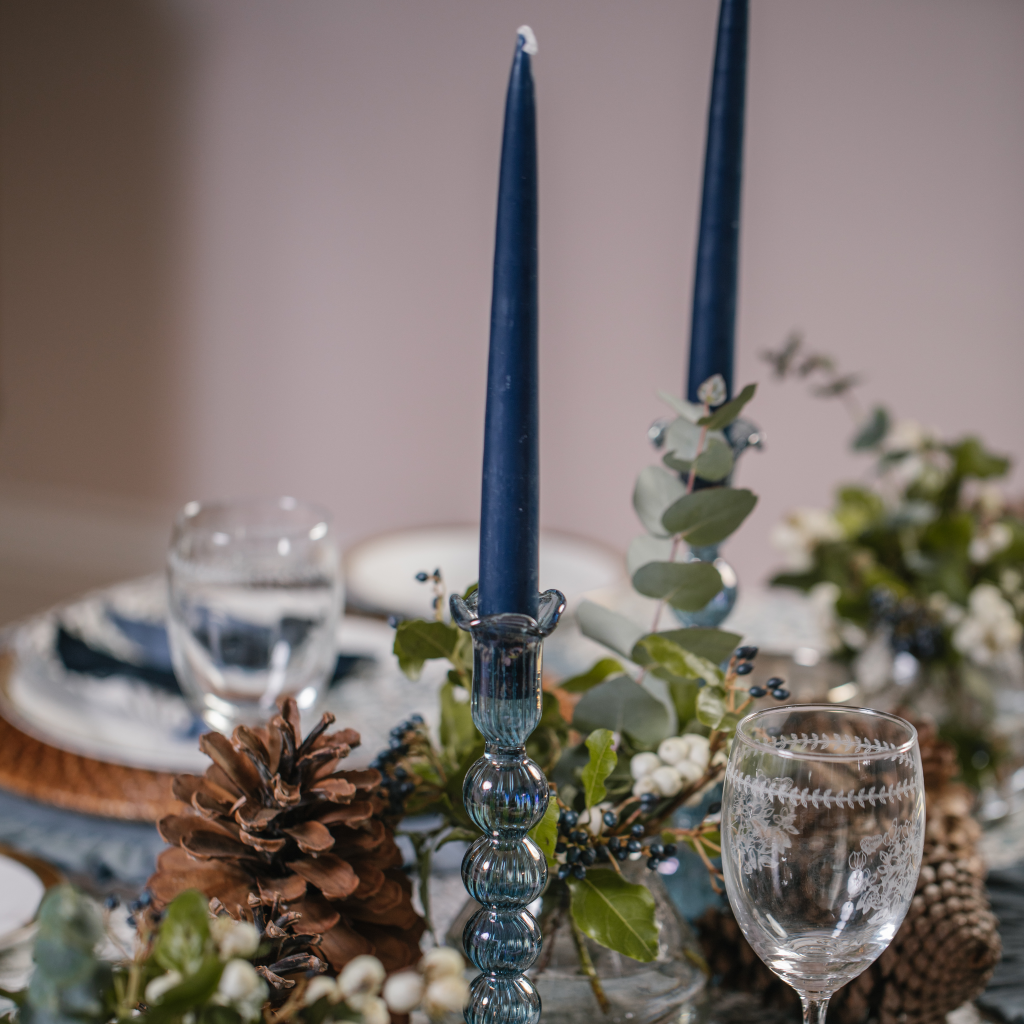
[167, 497, 341, 731]
[721, 705, 925, 1024]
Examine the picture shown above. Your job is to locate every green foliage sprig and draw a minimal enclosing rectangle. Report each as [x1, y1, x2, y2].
[387, 376, 782, 992]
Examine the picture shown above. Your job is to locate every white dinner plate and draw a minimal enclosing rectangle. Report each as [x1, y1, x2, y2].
[344, 525, 625, 619]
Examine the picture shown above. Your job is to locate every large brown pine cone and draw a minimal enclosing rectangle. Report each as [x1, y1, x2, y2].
[147, 698, 425, 977]
[697, 725, 1001, 1024]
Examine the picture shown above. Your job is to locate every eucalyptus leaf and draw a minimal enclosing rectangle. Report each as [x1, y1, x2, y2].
[627, 535, 675, 578]
[693, 437, 734, 482]
[661, 488, 758, 546]
[696, 686, 727, 729]
[633, 465, 687, 538]
[572, 675, 672, 747]
[657, 391, 704, 423]
[580, 729, 618, 807]
[576, 601, 644, 660]
[560, 658, 624, 693]
[439, 682, 478, 754]
[655, 627, 742, 665]
[661, 417, 704, 464]
[527, 798, 560, 867]
[698, 383, 756, 429]
[852, 405, 890, 451]
[631, 560, 723, 612]
[393, 619, 461, 680]
[568, 870, 659, 962]
[667, 678, 699, 725]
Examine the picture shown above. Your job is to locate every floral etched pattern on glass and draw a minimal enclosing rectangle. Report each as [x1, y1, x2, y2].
[722, 706, 925, 1024]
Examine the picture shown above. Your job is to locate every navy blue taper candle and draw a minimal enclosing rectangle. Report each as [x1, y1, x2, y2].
[478, 27, 540, 620]
[687, 0, 749, 403]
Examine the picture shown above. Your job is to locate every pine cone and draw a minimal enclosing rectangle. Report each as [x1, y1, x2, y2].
[147, 698, 425, 978]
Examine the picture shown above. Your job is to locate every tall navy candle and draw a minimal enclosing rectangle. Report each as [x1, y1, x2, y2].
[478, 27, 540, 620]
[687, 0, 749, 403]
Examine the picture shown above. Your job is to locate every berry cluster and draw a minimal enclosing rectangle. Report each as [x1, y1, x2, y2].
[413, 568, 445, 613]
[732, 646, 789, 701]
[868, 588, 945, 662]
[552, 810, 680, 881]
[371, 715, 424, 814]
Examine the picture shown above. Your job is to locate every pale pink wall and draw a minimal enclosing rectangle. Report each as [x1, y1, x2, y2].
[3, 0, 1023, 589]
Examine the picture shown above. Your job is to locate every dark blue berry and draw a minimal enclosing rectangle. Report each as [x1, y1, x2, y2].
[736, 646, 758, 660]
[630, 824, 644, 837]
[766, 677, 785, 688]
[410, 714, 424, 724]
[555, 843, 567, 855]
[572, 865, 587, 880]
[771, 688, 790, 700]
[706, 801, 721, 815]
[627, 838, 642, 853]
[748, 686, 767, 698]
[138, 891, 152, 907]
[596, 845, 610, 862]
[559, 810, 578, 828]
[581, 848, 597, 866]
[387, 616, 400, 629]
[570, 830, 587, 845]
[104, 894, 120, 910]
[649, 843, 665, 858]
[126, 915, 136, 928]
[663, 843, 677, 857]
[394, 767, 408, 780]
[557, 864, 571, 880]
[603, 811, 617, 827]
[415, 572, 429, 582]
[696, 677, 707, 688]
[735, 663, 753, 676]
[615, 848, 629, 861]
[566, 848, 581, 864]
[608, 837, 621, 851]
[646, 857, 661, 870]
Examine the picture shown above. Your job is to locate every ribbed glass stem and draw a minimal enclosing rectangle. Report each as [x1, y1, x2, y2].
[451, 589, 565, 1024]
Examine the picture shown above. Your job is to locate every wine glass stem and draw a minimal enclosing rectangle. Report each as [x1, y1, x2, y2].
[800, 994, 830, 1024]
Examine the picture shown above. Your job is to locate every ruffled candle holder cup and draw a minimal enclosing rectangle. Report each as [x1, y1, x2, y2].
[450, 588, 566, 1024]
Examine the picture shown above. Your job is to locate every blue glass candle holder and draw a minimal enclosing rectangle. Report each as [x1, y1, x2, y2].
[450, 587, 566, 1024]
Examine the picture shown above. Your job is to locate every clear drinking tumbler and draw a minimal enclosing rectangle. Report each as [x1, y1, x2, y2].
[167, 497, 341, 732]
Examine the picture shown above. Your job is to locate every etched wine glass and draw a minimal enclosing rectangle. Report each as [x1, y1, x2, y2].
[721, 705, 925, 1024]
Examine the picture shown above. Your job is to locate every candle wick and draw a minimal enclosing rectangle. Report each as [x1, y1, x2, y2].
[517, 25, 538, 55]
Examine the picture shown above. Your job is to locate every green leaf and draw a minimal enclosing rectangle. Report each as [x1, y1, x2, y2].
[632, 560, 723, 611]
[528, 796, 560, 867]
[696, 686, 727, 729]
[626, 535, 675, 577]
[655, 627, 742, 665]
[572, 676, 672, 747]
[661, 487, 758, 546]
[633, 465, 687, 537]
[950, 437, 1010, 479]
[667, 678, 699, 725]
[439, 682, 478, 755]
[657, 391, 704, 423]
[852, 406, 890, 450]
[631, 634, 722, 684]
[580, 730, 618, 807]
[146, 956, 224, 1021]
[152, 889, 211, 976]
[393, 619, 461, 680]
[693, 437, 734, 482]
[698, 383, 756, 429]
[560, 658, 625, 693]
[661, 416, 704, 463]
[568, 870, 659, 962]
[576, 601, 644, 660]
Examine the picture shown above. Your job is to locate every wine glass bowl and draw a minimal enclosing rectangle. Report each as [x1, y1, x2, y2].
[722, 705, 925, 1024]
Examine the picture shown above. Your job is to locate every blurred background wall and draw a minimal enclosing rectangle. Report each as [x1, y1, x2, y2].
[1, 0, 1022, 623]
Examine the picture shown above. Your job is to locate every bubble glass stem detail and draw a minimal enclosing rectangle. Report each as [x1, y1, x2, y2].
[451, 588, 566, 1024]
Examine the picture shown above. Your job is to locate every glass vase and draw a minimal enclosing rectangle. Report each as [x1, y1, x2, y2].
[445, 861, 705, 1024]
[450, 587, 567, 1024]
